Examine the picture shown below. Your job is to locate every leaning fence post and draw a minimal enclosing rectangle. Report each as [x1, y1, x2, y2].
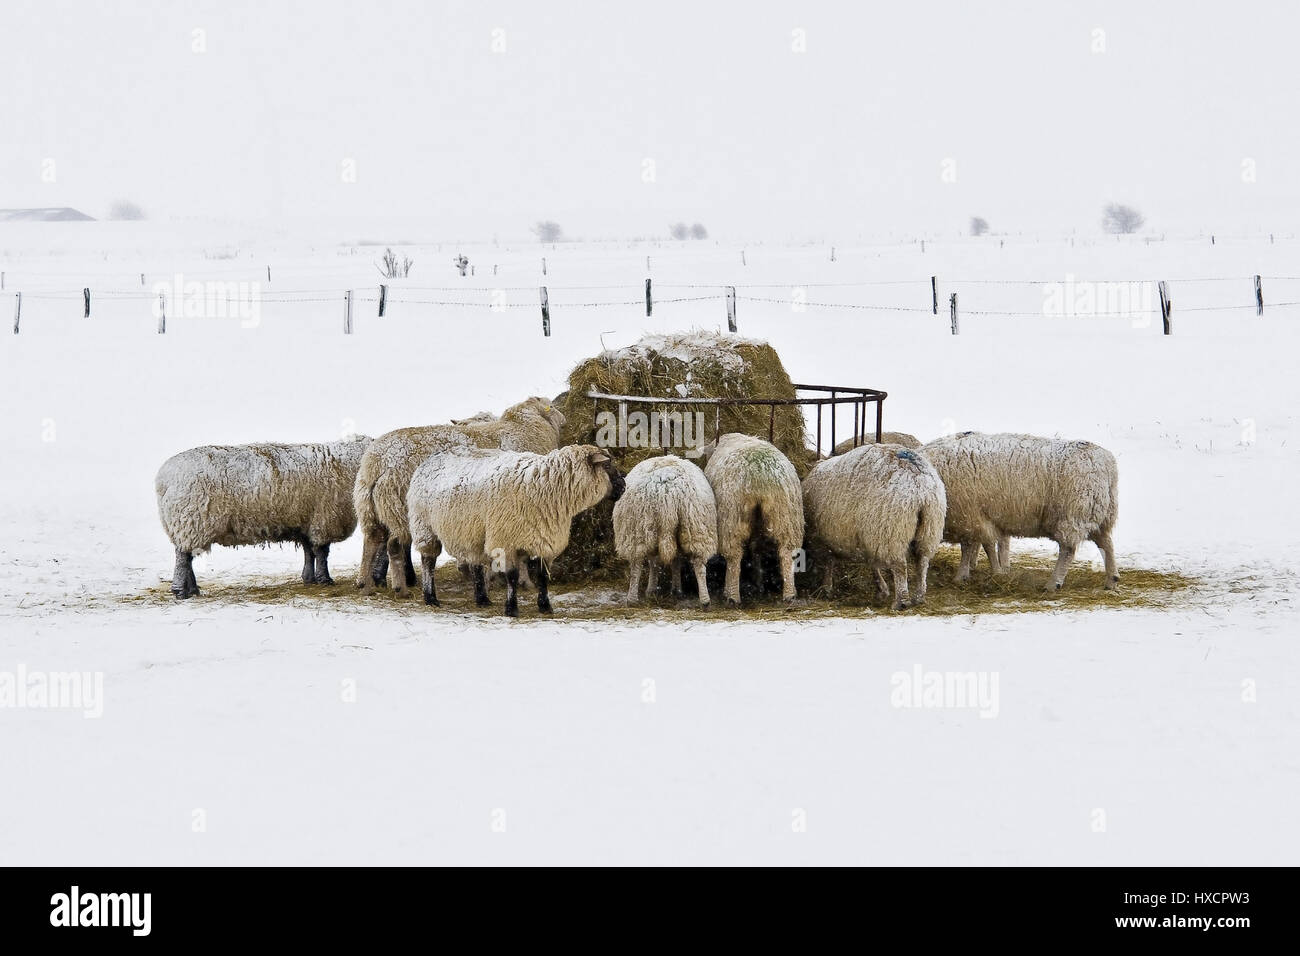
[741, 249, 746, 266]
[645, 278, 652, 318]
[267, 266, 272, 283]
[1254, 275, 1263, 316]
[1, 272, 5, 290]
[157, 291, 166, 334]
[949, 293, 958, 334]
[931, 276, 938, 315]
[725, 286, 737, 332]
[540, 286, 551, 336]
[12, 292, 20, 334]
[830, 246, 836, 262]
[344, 290, 353, 334]
[378, 284, 387, 317]
[83, 287, 91, 318]
[140, 272, 145, 287]
[541, 257, 547, 276]
[1158, 281, 1172, 335]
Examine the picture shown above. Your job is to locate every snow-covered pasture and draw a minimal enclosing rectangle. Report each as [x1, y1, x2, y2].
[1, 224, 1296, 864]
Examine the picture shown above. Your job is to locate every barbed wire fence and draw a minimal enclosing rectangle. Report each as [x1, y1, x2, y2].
[6, 267, 1299, 336]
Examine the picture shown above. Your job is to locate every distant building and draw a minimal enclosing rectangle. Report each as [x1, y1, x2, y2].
[0, 207, 96, 222]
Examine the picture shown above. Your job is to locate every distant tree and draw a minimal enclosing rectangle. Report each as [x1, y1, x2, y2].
[532, 220, 564, 243]
[669, 222, 689, 240]
[108, 199, 146, 221]
[1102, 203, 1145, 235]
[377, 248, 413, 279]
[689, 222, 708, 240]
[970, 216, 989, 237]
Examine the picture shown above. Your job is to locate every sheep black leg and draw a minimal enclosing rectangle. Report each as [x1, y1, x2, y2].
[172, 549, 197, 599]
[404, 543, 418, 587]
[473, 565, 491, 606]
[370, 547, 389, 587]
[314, 543, 334, 585]
[300, 537, 315, 584]
[504, 565, 520, 617]
[532, 558, 552, 614]
[421, 554, 440, 606]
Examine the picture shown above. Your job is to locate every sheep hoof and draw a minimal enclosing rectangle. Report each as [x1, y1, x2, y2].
[726, 597, 741, 607]
[475, 596, 492, 608]
[301, 571, 314, 585]
[1106, 575, 1119, 590]
[537, 598, 553, 614]
[698, 600, 711, 611]
[423, 594, 439, 607]
[316, 574, 335, 586]
[504, 603, 519, 618]
[892, 601, 907, 611]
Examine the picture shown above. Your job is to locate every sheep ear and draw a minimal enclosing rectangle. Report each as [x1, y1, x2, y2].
[588, 450, 611, 465]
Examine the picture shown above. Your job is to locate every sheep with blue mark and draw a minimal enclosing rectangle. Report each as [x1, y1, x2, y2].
[802, 443, 947, 609]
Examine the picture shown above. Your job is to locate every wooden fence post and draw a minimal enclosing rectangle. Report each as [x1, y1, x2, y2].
[949, 292, 958, 335]
[1254, 275, 1263, 316]
[830, 246, 836, 262]
[267, 266, 272, 283]
[541, 257, 547, 276]
[344, 290, 354, 334]
[140, 272, 145, 287]
[646, 255, 651, 272]
[540, 286, 551, 336]
[12, 292, 20, 334]
[645, 278, 652, 318]
[378, 284, 387, 317]
[931, 276, 938, 315]
[84, 288, 91, 318]
[157, 291, 166, 334]
[741, 250, 746, 266]
[1158, 281, 1172, 335]
[1, 272, 5, 290]
[921, 239, 926, 253]
[725, 287, 737, 332]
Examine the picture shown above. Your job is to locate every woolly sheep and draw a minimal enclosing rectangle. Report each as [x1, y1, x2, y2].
[353, 396, 565, 595]
[802, 443, 946, 609]
[155, 436, 371, 599]
[702, 433, 805, 604]
[921, 431, 1119, 590]
[613, 455, 718, 607]
[408, 444, 625, 616]
[831, 430, 922, 456]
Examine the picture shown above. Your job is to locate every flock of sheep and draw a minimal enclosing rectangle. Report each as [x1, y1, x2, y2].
[155, 392, 1119, 616]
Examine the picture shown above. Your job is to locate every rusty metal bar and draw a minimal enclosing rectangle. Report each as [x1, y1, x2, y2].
[768, 405, 775, 442]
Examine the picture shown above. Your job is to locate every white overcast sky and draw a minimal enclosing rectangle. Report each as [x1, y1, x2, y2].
[2, 0, 1296, 239]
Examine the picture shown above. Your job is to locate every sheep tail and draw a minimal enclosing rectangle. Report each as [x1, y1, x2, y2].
[657, 529, 678, 566]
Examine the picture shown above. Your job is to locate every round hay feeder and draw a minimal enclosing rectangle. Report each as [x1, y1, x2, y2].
[553, 331, 888, 584]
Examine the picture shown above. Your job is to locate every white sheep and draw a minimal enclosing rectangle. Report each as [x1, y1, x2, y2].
[612, 455, 718, 607]
[921, 431, 1119, 590]
[155, 436, 371, 598]
[407, 445, 625, 616]
[702, 433, 805, 604]
[802, 443, 946, 609]
[353, 396, 565, 595]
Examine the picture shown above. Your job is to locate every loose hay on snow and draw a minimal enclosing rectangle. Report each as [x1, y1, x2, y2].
[555, 330, 811, 580]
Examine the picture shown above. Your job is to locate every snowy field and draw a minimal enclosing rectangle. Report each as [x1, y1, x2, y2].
[1, 222, 1297, 864]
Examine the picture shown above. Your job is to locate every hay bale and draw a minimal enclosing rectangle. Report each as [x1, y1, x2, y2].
[553, 331, 810, 580]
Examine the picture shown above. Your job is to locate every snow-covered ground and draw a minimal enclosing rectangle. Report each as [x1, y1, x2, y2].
[1, 224, 1297, 864]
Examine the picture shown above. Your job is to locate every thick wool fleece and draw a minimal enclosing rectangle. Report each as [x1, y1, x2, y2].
[921, 431, 1119, 589]
[613, 455, 718, 604]
[352, 396, 565, 592]
[803, 443, 946, 608]
[702, 433, 805, 603]
[408, 444, 620, 567]
[156, 437, 371, 553]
